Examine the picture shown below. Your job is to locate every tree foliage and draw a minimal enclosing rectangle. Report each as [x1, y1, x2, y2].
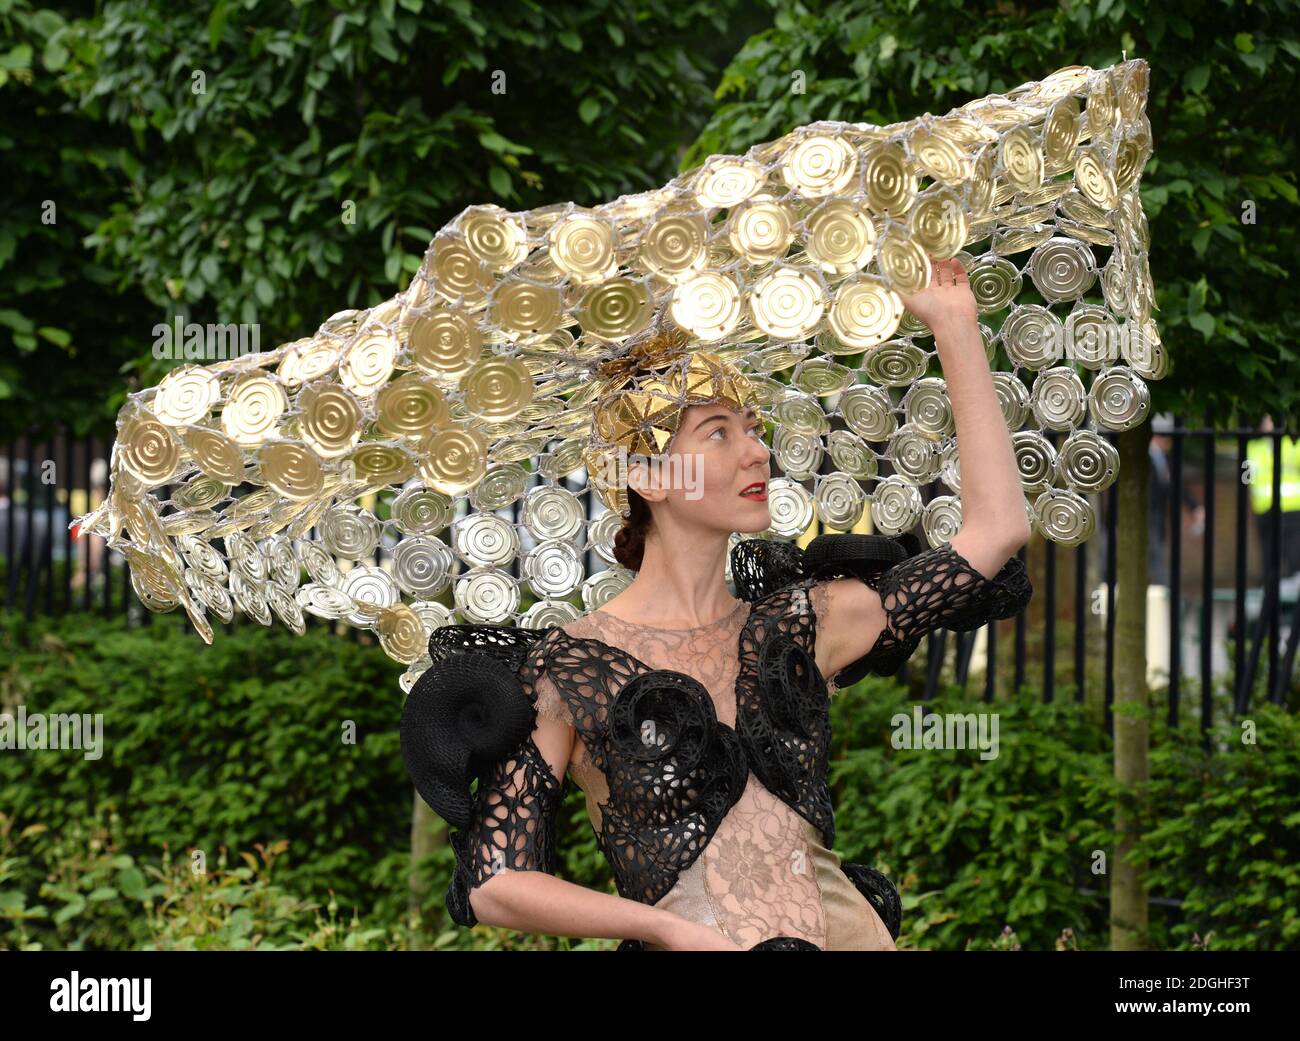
[0, 0, 748, 437]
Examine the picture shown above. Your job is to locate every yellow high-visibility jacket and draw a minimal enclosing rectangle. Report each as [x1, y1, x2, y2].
[1247, 434, 1300, 514]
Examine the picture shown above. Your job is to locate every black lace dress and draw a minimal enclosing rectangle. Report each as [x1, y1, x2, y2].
[401, 534, 1032, 951]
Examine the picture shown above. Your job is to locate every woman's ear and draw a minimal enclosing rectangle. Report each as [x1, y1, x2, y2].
[627, 456, 665, 505]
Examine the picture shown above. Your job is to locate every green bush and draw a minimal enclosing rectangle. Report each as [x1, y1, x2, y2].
[828, 680, 1115, 950]
[1134, 703, 1300, 950]
[0, 611, 418, 944]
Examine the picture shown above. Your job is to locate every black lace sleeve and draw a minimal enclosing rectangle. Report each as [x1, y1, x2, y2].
[815, 540, 1033, 688]
[401, 624, 567, 928]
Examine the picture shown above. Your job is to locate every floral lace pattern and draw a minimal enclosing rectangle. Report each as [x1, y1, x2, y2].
[557, 601, 829, 947]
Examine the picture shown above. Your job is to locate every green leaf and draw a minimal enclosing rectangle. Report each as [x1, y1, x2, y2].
[42, 41, 68, 72]
[557, 30, 582, 52]
[478, 131, 512, 154]
[37, 326, 72, 348]
[578, 97, 601, 125]
[1188, 312, 1215, 338]
[253, 277, 275, 306]
[208, 2, 229, 49]
[0, 44, 33, 72]
[488, 166, 511, 198]
[118, 865, 146, 900]
[1183, 65, 1210, 93]
[53, 896, 85, 924]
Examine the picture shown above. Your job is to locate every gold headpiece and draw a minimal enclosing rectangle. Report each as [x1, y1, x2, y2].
[78, 60, 1163, 689]
[582, 325, 763, 518]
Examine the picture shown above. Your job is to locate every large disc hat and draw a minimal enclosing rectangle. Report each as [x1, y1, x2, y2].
[77, 59, 1161, 689]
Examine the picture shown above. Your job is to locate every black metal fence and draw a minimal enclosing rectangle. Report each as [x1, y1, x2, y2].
[4, 412, 1297, 739]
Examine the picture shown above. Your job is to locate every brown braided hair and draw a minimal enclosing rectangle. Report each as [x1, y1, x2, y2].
[612, 485, 654, 572]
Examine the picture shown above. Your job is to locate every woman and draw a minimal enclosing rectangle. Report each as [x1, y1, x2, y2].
[402, 257, 1033, 951]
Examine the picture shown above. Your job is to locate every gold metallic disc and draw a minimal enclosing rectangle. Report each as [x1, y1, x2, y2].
[377, 373, 449, 438]
[670, 272, 742, 342]
[861, 143, 917, 215]
[221, 374, 287, 445]
[749, 268, 826, 340]
[876, 229, 932, 295]
[639, 212, 708, 282]
[549, 212, 617, 284]
[728, 195, 795, 263]
[340, 332, 397, 396]
[828, 275, 904, 349]
[908, 187, 967, 260]
[409, 309, 483, 377]
[805, 199, 877, 273]
[184, 426, 245, 483]
[693, 157, 766, 208]
[460, 205, 528, 272]
[260, 441, 324, 500]
[154, 366, 219, 426]
[460, 357, 534, 421]
[578, 278, 652, 341]
[299, 382, 362, 458]
[419, 425, 488, 494]
[490, 280, 563, 335]
[781, 133, 857, 197]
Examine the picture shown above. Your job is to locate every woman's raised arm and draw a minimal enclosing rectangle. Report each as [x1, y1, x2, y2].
[812, 258, 1032, 685]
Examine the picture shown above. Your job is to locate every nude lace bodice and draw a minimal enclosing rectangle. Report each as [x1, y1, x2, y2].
[530, 581, 892, 950]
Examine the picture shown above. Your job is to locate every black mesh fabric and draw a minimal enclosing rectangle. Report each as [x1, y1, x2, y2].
[842, 862, 903, 940]
[401, 623, 564, 929]
[522, 628, 748, 907]
[402, 537, 1030, 942]
[835, 540, 1033, 687]
[749, 936, 824, 950]
[797, 535, 1032, 687]
[730, 537, 807, 601]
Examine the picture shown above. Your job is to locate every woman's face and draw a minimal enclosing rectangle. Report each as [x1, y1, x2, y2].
[630, 402, 771, 533]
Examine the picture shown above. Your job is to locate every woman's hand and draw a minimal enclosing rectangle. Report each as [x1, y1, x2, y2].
[896, 256, 979, 336]
[654, 916, 748, 951]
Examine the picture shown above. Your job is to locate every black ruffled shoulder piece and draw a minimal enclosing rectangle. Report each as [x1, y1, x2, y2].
[802, 531, 923, 586]
[426, 622, 548, 670]
[730, 532, 924, 603]
[401, 622, 568, 929]
[401, 623, 549, 829]
[732, 532, 1033, 687]
[803, 532, 928, 684]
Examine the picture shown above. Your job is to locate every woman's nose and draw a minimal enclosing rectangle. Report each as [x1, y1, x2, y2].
[744, 432, 771, 465]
